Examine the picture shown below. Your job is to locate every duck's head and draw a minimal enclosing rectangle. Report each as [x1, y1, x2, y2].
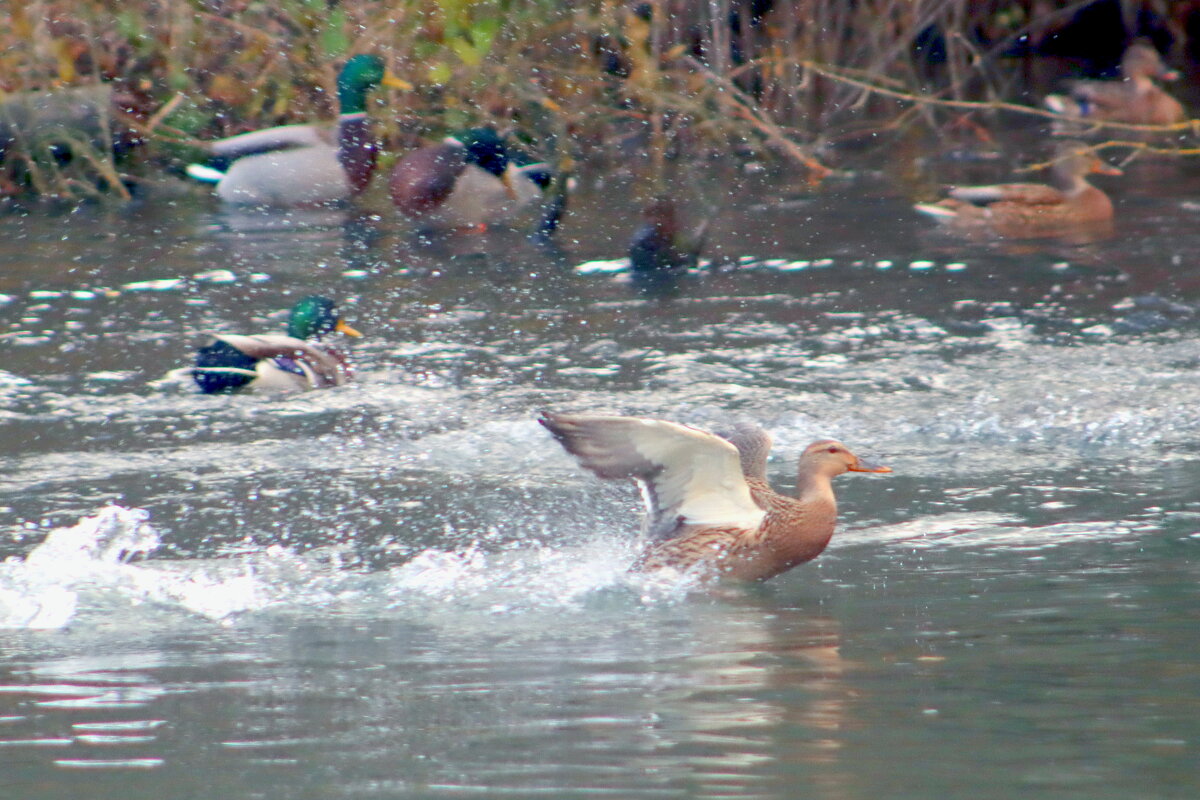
[286, 296, 362, 340]
[641, 197, 680, 236]
[449, 127, 511, 178]
[1050, 141, 1123, 187]
[800, 440, 891, 477]
[337, 54, 411, 114]
[1122, 41, 1178, 82]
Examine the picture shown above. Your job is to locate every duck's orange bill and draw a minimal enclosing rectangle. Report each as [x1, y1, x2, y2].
[501, 170, 518, 201]
[1092, 162, 1123, 176]
[382, 70, 414, 91]
[335, 320, 363, 338]
[850, 459, 892, 473]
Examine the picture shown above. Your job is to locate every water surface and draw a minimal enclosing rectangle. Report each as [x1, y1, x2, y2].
[1, 155, 1198, 798]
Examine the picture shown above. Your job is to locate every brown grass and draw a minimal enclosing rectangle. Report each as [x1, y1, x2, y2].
[0, 0, 1194, 198]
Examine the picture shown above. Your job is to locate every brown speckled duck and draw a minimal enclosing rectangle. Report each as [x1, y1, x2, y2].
[913, 141, 1121, 236]
[1044, 41, 1184, 126]
[539, 412, 891, 582]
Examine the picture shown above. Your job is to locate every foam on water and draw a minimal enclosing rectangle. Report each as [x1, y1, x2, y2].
[3, 497, 1160, 633]
[0, 507, 691, 631]
[844, 511, 1154, 553]
[0, 507, 291, 629]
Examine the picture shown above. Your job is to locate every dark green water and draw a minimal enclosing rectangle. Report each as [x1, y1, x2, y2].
[0, 156, 1198, 798]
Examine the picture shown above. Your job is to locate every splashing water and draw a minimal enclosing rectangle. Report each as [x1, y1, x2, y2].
[1, 507, 156, 629]
[0, 506, 699, 631]
[0, 507, 284, 629]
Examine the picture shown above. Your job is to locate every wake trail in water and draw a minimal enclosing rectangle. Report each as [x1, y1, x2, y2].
[0, 507, 692, 631]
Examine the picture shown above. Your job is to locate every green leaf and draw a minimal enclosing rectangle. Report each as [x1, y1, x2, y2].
[471, 16, 501, 51]
[428, 61, 454, 85]
[449, 36, 482, 67]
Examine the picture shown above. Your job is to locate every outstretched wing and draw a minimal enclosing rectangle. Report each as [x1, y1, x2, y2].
[540, 412, 765, 541]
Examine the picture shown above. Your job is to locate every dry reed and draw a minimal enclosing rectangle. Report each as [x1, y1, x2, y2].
[0, 0, 1195, 198]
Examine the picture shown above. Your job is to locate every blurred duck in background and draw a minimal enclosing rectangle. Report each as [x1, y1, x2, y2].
[914, 141, 1122, 236]
[186, 55, 409, 206]
[1044, 40, 1185, 126]
[389, 127, 553, 231]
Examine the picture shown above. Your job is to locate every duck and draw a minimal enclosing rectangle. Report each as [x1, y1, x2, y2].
[628, 197, 709, 296]
[1044, 41, 1184, 126]
[389, 127, 552, 230]
[186, 55, 409, 206]
[190, 296, 361, 393]
[913, 141, 1122, 235]
[539, 412, 890, 582]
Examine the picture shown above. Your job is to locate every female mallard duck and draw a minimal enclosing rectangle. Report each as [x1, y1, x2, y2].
[913, 141, 1122, 236]
[389, 127, 551, 230]
[190, 296, 361, 393]
[1044, 41, 1184, 126]
[186, 55, 409, 206]
[539, 412, 890, 582]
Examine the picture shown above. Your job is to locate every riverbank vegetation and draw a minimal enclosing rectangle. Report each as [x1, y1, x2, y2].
[2, 0, 1198, 199]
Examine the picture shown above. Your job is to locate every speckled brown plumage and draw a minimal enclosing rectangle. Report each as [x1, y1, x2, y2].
[914, 141, 1122, 236]
[1045, 42, 1184, 126]
[540, 413, 890, 582]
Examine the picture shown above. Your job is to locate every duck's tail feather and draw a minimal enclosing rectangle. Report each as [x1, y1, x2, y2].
[685, 216, 712, 268]
[1044, 93, 1087, 117]
[913, 202, 957, 221]
[185, 163, 226, 184]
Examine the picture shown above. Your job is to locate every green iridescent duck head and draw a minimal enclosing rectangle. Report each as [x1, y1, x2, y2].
[451, 127, 512, 178]
[286, 296, 362, 340]
[337, 54, 410, 115]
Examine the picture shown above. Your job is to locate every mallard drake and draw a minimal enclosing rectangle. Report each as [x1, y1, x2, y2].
[389, 127, 551, 230]
[190, 296, 361, 393]
[913, 141, 1122, 235]
[186, 55, 408, 206]
[1044, 41, 1184, 126]
[539, 412, 890, 582]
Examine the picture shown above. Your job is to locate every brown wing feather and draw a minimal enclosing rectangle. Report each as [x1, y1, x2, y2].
[213, 334, 348, 387]
[949, 183, 1066, 206]
[635, 525, 742, 573]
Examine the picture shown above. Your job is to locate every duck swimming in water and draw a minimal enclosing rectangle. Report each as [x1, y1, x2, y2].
[186, 55, 409, 206]
[1044, 41, 1184, 126]
[189, 296, 361, 394]
[539, 412, 890, 582]
[913, 141, 1122, 236]
[389, 127, 551, 231]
